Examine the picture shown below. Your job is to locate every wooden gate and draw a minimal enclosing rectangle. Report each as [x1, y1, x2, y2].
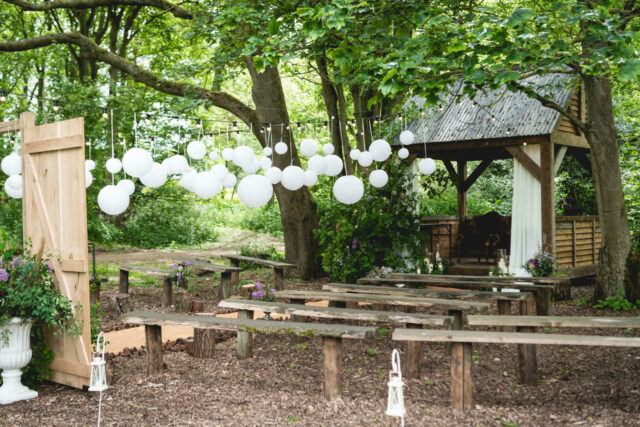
[18, 112, 91, 389]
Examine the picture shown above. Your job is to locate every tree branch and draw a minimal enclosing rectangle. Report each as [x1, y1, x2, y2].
[1, 0, 193, 19]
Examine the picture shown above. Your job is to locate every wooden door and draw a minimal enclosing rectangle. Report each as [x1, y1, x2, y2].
[20, 112, 91, 389]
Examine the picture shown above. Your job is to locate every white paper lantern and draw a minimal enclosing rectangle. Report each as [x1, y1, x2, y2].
[187, 140, 207, 160]
[324, 154, 344, 177]
[281, 165, 305, 191]
[369, 169, 389, 188]
[265, 167, 282, 184]
[85, 159, 96, 171]
[259, 157, 272, 170]
[238, 174, 273, 207]
[358, 151, 374, 168]
[106, 157, 122, 174]
[97, 185, 129, 215]
[117, 179, 135, 196]
[211, 164, 229, 182]
[398, 148, 409, 159]
[307, 155, 326, 175]
[222, 173, 237, 189]
[4, 180, 21, 199]
[194, 171, 222, 199]
[221, 147, 235, 161]
[399, 130, 415, 145]
[169, 155, 190, 174]
[6, 174, 21, 190]
[234, 145, 255, 167]
[263, 147, 273, 157]
[161, 158, 173, 175]
[418, 158, 437, 175]
[333, 175, 364, 205]
[181, 169, 197, 191]
[85, 170, 93, 188]
[209, 151, 220, 161]
[349, 149, 361, 161]
[299, 138, 318, 157]
[1, 153, 21, 176]
[322, 144, 335, 155]
[303, 170, 318, 187]
[140, 162, 167, 188]
[122, 148, 153, 178]
[243, 159, 261, 174]
[274, 141, 288, 155]
[370, 139, 391, 162]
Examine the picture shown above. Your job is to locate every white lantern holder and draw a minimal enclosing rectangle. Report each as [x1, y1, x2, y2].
[89, 331, 108, 427]
[386, 349, 406, 426]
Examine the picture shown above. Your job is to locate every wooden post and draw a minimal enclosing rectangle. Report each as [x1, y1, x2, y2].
[145, 325, 163, 375]
[518, 298, 538, 385]
[451, 342, 473, 412]
[237, 309, 253, 360]
[540, 141, 555, 253]
[162, 278, 173, 307]
[119, 269, 129, 294]
[405, 324, 423, 379]
[89, 279, 102, 305]
[323, 337, 343, 400]
[274, 267, 285, 290]
[447, 309, 463, 354]
[193, 329, 215, 359]
[497, 300, 512, 332]
[229, 259, 240, 287]
[220, 272, 232, 300]
[534, 289, 551, 316]
[174, 289, 192, 313]
[457, 161, 467, 221]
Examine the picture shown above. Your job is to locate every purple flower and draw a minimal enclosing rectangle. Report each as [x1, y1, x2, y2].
[0, 269, 8, 282]
[185, 262, 192, 267]
[12, 257, 21, 267]
[270, 289, 277, 293]
[45, 263, 53, 273]
[255, 282, 263, 289]
[351, 238, 359, 249]
[367, 196, 372, 201]
[251, 291, 258, 298]
[169, 264, 176, 270]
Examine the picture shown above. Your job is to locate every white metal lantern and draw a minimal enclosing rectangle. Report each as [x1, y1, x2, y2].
[386, 349, 406, 424]
[89, 332, 108, 392]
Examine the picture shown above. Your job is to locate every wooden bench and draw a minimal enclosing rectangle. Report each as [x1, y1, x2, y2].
[174, 256, 244, 300]
[393, 326, 640, 412]
[119, 264, 174, 307]
[358, 276, 554, 316]
[225, 254, 296, 290]
[119, 310, 376, 400]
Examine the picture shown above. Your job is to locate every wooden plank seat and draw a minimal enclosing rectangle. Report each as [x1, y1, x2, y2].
[467, 315, 640, 329]
[119, 264, 174, 307]
[119, 310, 376, 400]
[173, 256, 243, 300]
[392, 327, 640, 412]
[225, 254, 296, 290]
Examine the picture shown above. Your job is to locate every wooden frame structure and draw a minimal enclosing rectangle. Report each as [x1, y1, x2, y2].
[1, 112, 91, 389]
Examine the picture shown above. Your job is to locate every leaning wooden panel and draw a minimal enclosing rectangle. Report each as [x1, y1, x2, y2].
[21, 113, 91, 389]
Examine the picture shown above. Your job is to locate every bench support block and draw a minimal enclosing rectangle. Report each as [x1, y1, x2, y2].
[274, 267, 284, 290]
[119, 269, 129, 294]
[323, 337, 342, 400]
[237, 310, 253, 360]
[405, 306, 422, 379]
[194, 328, 215, 358]
[229, 259, 240, 288]
[451, 342, 473, 412]
[517, 326, 538, 385]
[163, 278, 173, 307]
[220, 272, 232, 300]
[145, 325, 163, 375]
[497, 300, 512, 332]
[447, 309, 463, 354]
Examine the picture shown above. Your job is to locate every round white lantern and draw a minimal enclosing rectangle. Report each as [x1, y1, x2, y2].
[358, 151, 374, 168]
[222, 173, 237, 189]
[140, 162, 167, 188]
[97, 185, 129, 215]
[369, 139, 391, 162]
[307, 155, 326, 175]
[243, 158, 261, 174]
[117, 179, 135, 196]
[193, 171, 222, 199]
[333, 175, 364, 205]
[418, 158, 437, 175]
[324, 155, 344, 177]
[322, 144, 335, 155]
[281, 165, 305, 191]
[399, 130, 415, 145]
[187, 140, 207, 160]
[299, 138, 318, 157]
[169, 155, 190, 174]
[181, 169, 197, 191]
[106, 157, 122, 174]
[122, 148, 153, 178]
[349, 149, 361, 161]
[85, 170, 93, 188]
[265, 167, 282, 184]
[304, 170, 318, 187]
[221, 147, 235, 161]
[274, 141, 288, 155]
[369, 169, 389, 188]
[398, 148, 409, 159]
[211, 164, 229, 182]
[237, 174, 273, 207]
[259, 157, 272, 170]
[6, 174, 21, 190]
[234, 145, 255, 167]
[161, 158, 173, 175]
[85, 159, 96, 171]
[1, 153, 21, 176]
[263, 147, 273, 157]
[4, 180, 21, 199]
[209, 151, 220, 161]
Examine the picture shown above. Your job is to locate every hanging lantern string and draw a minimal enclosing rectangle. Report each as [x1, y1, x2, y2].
[133, 112, 137, 147]
[110, 110, 115, 185]
[288, 125, 294, 165]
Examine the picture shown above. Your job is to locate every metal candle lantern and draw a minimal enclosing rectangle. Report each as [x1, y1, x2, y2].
[386, 349, 406, 425]
[89, 332, 108, 392]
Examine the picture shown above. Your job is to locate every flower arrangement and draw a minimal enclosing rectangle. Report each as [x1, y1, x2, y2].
[169, 262, 193, 285]
[368, 265, 393, 278]
[421, 256, 444, 275]
[523, 250, 556, 277]
[251, 282, 277, 301]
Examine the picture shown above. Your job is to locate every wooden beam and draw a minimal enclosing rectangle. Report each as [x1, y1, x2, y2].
[23, 134, 84, 154]
[554, 146, 568, 175]
[462, 158, 493, 192]
[550, 131, 589, 149]
[443, 160, 459, 189]
[505, 146, 541, 182]
[540, 141, 555, 252]
[457, 161, 467, 221]
[405, 135, 549, 154]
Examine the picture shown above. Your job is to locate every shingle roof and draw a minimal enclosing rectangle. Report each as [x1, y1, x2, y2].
[400, 73, 575, 145]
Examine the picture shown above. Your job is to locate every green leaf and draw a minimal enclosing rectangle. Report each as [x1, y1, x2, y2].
[506, 8, 535, 28]
[381, 68, 398, 84]
[468, 69, 490, 84]
[495, 70, 521, 83]
[619, 59, 640, 81]
[268, 19, 280, 36]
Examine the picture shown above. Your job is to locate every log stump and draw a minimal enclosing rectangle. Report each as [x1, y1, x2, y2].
[174, 290, 193, 313]
[193, 329, 215, 358]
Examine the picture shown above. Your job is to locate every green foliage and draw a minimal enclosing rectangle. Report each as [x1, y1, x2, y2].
[0, 197, 22, 242]
[555, 156, 597, 216]
[523, 250, 556, 277]
[594, 291, 640, 312]
[90, 302, 104, 346]
[240, 203, 283, 236]
[239, 243, 284, 267]
[20, 326, 55, 390]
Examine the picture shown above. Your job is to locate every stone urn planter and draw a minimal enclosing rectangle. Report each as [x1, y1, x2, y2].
[0, 318, 38, 405]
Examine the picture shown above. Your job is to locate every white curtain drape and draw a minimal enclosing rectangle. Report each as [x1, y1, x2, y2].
[509, 145, 542, 276]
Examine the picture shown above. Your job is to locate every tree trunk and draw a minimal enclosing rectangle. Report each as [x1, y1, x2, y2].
[245, 60, 321, 279]
[316, 55, 347, 169]
[583, 76, 632, 299]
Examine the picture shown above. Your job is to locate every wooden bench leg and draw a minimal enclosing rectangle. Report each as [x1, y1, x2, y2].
[145, 325, 163, 375]
[230, 259, 240, 287]
[497, 300, 512, 332]
[274, 267, 284, 290]
[162, 278, 173, 307]
[237, 309, 253, 360]
[290, 298, 306, 343]
[220, 272, 232, 300]
[323, 337, 342, 400]
[451, 342, 473, 412]
[119, 269, 129, 294]
[405, 306, 422, 379]
[518, 298, 538, 385]
[447, 309, 463, 355]
[535, 289, 551, 316]
[193, 328, 215, 359]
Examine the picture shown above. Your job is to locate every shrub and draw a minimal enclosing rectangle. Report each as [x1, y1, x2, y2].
[239, 243, 284, 269]
[594, 290, 640, 312]
[240, 203, 283, 236]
